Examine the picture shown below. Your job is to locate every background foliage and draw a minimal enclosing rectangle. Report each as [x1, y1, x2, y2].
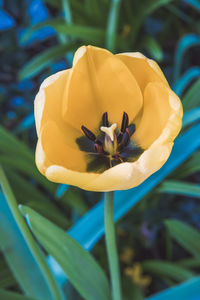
[0, 0, 200, 299]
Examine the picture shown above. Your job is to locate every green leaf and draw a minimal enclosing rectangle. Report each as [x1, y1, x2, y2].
[158, 180, 200, 198]
[0, 126, 56, 192]
[141, 36, 163, 62]
[55, 24, 105, 43]
[142, 260, 195, 282]
[21, 20, 105, 45]
[20, 19, 62, 43]
[176, 258, 200, 269]
[142, 0, 173, 16]
[165, 219, 200, 258]
[20, 205, 111, 300]
[0, 260, 15, 289]
[19, 42, 77, 80]
[0, 167, 63, 300]
[0, 289, 36, 300]
[5, 169, 70, 228]
[0, 126, 33, 162]
[182, 78, 200, 111]
[44, 0, 61, 8]
[173, 151, 200, 178]
[62, 0, 72, 24]
[106, 0, 121, 51]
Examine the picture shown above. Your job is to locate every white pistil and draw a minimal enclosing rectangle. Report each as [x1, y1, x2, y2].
[100, 123, 117, 141]
[100, 123, 117, 155]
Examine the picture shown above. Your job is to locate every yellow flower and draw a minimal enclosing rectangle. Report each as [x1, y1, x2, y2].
[120, 247, 134, 264]
[125, 263, 151, 288]
[35, 45, 183, 192]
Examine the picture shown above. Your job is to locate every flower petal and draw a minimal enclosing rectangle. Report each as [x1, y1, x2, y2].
[45, 165, 98, 188]
[116, 52, 169, 92]
[34, 69, 70, 136]
[133, 82, 183, 149]
[36, 121, 87, 173]
[62, 46, 143, 132]
[82, 143, 172, 191]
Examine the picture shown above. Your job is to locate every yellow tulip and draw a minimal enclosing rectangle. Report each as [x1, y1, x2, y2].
[34, 45, 183, 191]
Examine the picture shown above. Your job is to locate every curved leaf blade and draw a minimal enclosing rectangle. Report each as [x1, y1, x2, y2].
[165, 219, 200, 258]
[147, 276, 200, 300]
[0, 289, 36, 300]
[19, 42, 77, 80]
[20, 206, 111, 300]
[158, 180, 200, 198]
[0, 167, 63, 300]
[142, 260, 194, 282]
[173, 34, 200, 82]
[173, 67, 200, 97]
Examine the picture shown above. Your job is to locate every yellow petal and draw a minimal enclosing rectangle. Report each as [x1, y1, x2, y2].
[83, 143, 172, 191]
[36, 121, 86, 173]
[35, 137, 51, 176]
[45, 165, 98, 188]
[34, 69, 70, 136]
[116, 52, 169, 92]
[133, 82, 183, 149]
[42, 141, 172, 191]
[62, 45, 143, 131]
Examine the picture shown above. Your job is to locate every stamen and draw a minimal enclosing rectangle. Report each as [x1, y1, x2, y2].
[100, 123, 117, 141]
[128, 124, 136, 136]
[118, 128, 130, 151]
[121, 112, 129, 133]
[81, 125, 96, 141]
[118, 112, 129, 143]
[102, 112, 109, 127]
[123, 129, 130, 147]
[94, 143, 104, 154]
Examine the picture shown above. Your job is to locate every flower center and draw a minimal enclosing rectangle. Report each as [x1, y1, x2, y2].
[77, 112, 144, 173]
[100, 123, 117, 155]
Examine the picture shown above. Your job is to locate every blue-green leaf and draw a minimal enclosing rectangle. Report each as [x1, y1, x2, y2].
[106, 0, 121, 51]
[20, 205, 111, 300]
[173, 67, 200, 97]
[19, 42, 77, 80]
[0, 167, 63, 300]
[165, 219, 200, 258]
[173, 34, 200, 83]
[158, 180, 200, 198]
[182, 78, 200, 111]
[0, 289, 36, 300]
[147, 276, 200, 300]
[142, 260, 194, 282]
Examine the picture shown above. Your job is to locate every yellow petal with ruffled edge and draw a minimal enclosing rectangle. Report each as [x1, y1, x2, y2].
[62, 46, 143, 131]
[44, 143, 172, 191]
[133, 82, 183, 149]
[116, 52, 169, 92]
[35, 70, 69, 135]
[35, 69, 84, 152]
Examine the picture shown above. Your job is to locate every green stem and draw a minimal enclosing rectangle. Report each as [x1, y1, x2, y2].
[104, 192, 122, 300]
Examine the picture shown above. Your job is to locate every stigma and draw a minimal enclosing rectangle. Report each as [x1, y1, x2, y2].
[100, 123, 117, 154]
